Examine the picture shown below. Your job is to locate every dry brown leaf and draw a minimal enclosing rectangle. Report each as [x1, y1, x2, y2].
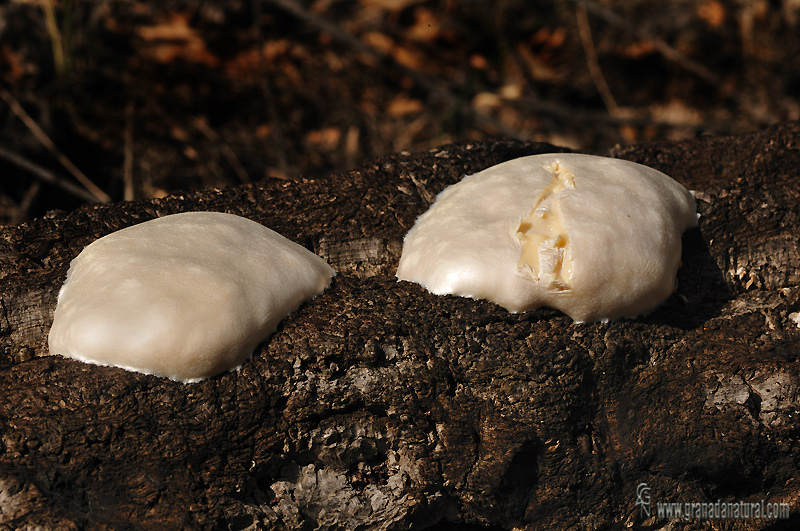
[472, 92, 502, 109]
[387, 94, 423, 116]
[143, 184, 169, 199]
[136, 13, 195, 41]
[406, 7, 441, 43]
[310, 0, 336, 14]
[362, 32, 394, 55]
[621, 40, 657, 58]
[306, 127, 342, 151]
[262, 40, 293, 61]
[362, 31, 426, 70]
[649, 99, 703, 126]
[170, 125, 190, 142]
[256, 124, 272, 139]
[223, 41, 295, 82]
[470, 54, 489, 70]
[531, 27, 566, 51]
[345, 126, 360, 157]
[223, 48, 262, 79]
[135, 13, 218, 67]
[697, 0, 726, 28]
[500, 84, 522, 100]
[497, 106, 521, 130]
[0, 46, 28, 82]
[183, 145, 198, 159]
[391, 44, 427, 70]
[619, 124, 638, 143]
[264, 167, 289, 180]
[785, 0, 800, 26]
[516, 43, 561, 82]
[358, 0, 421, 13]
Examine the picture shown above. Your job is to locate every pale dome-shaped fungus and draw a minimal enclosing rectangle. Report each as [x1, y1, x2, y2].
[48, 212, 335, 382]
[396, 153, 698, 322]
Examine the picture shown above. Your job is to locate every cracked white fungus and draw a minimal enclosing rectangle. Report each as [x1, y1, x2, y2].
[396, 153, 697, 322]
[48, 212, 335, 382]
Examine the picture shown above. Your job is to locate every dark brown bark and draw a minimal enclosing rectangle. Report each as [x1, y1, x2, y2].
[1, 125, 799, 530]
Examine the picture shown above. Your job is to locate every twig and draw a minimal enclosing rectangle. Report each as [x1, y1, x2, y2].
[190, 117, 251, 184]
[0, 146, 102, 204]
[575, 0, 770, 123]
[262, 0, 530, 141]
[264, 0, 381, 63]
[254, 0, 289, 177]
[123, 101, 135, 201]
[0, 83, 111, 202]
[40, 0, 66, 75]
[505, 94, 731, 133]
[16, 180, 42, 224]
[576, 2, 621, 118]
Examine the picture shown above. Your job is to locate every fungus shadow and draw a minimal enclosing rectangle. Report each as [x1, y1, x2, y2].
[646, 227, 733, 330]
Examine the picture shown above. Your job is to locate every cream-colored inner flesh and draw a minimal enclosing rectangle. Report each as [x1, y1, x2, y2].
[515, 161, 574, 290]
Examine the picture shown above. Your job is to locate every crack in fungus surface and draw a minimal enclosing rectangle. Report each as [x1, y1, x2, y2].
[515, 161, 575, 291]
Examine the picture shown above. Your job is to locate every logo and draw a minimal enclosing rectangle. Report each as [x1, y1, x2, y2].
[635, 482, 652, 518]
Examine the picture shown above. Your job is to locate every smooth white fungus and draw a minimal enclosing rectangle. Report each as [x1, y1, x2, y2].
[48, 212, 335, 382]
[396, 153, 697, 322]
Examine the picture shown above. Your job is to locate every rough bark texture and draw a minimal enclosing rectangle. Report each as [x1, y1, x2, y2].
[1, 125, 799, 530]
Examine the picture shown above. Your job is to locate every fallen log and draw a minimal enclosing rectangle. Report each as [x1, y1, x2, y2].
[1, 125, 798, 530]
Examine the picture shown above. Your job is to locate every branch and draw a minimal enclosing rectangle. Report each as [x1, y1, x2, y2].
[576, 0, 771, 123]
[123, 101, 134, 201]
[576, 2, 621, 118]
[190, 117, 251, 184]
[0, 146, 103, 204]
[0, 83, 111, 203]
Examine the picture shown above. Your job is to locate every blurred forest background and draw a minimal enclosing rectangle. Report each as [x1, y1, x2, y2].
[1, 0, 799, 224]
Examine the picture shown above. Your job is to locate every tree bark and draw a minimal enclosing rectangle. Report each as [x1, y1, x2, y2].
[1, 125, 799, 530]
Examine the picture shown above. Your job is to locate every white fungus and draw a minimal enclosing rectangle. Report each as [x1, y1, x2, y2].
[396, 153, 697, 322]
[48, 212, 335, 382]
